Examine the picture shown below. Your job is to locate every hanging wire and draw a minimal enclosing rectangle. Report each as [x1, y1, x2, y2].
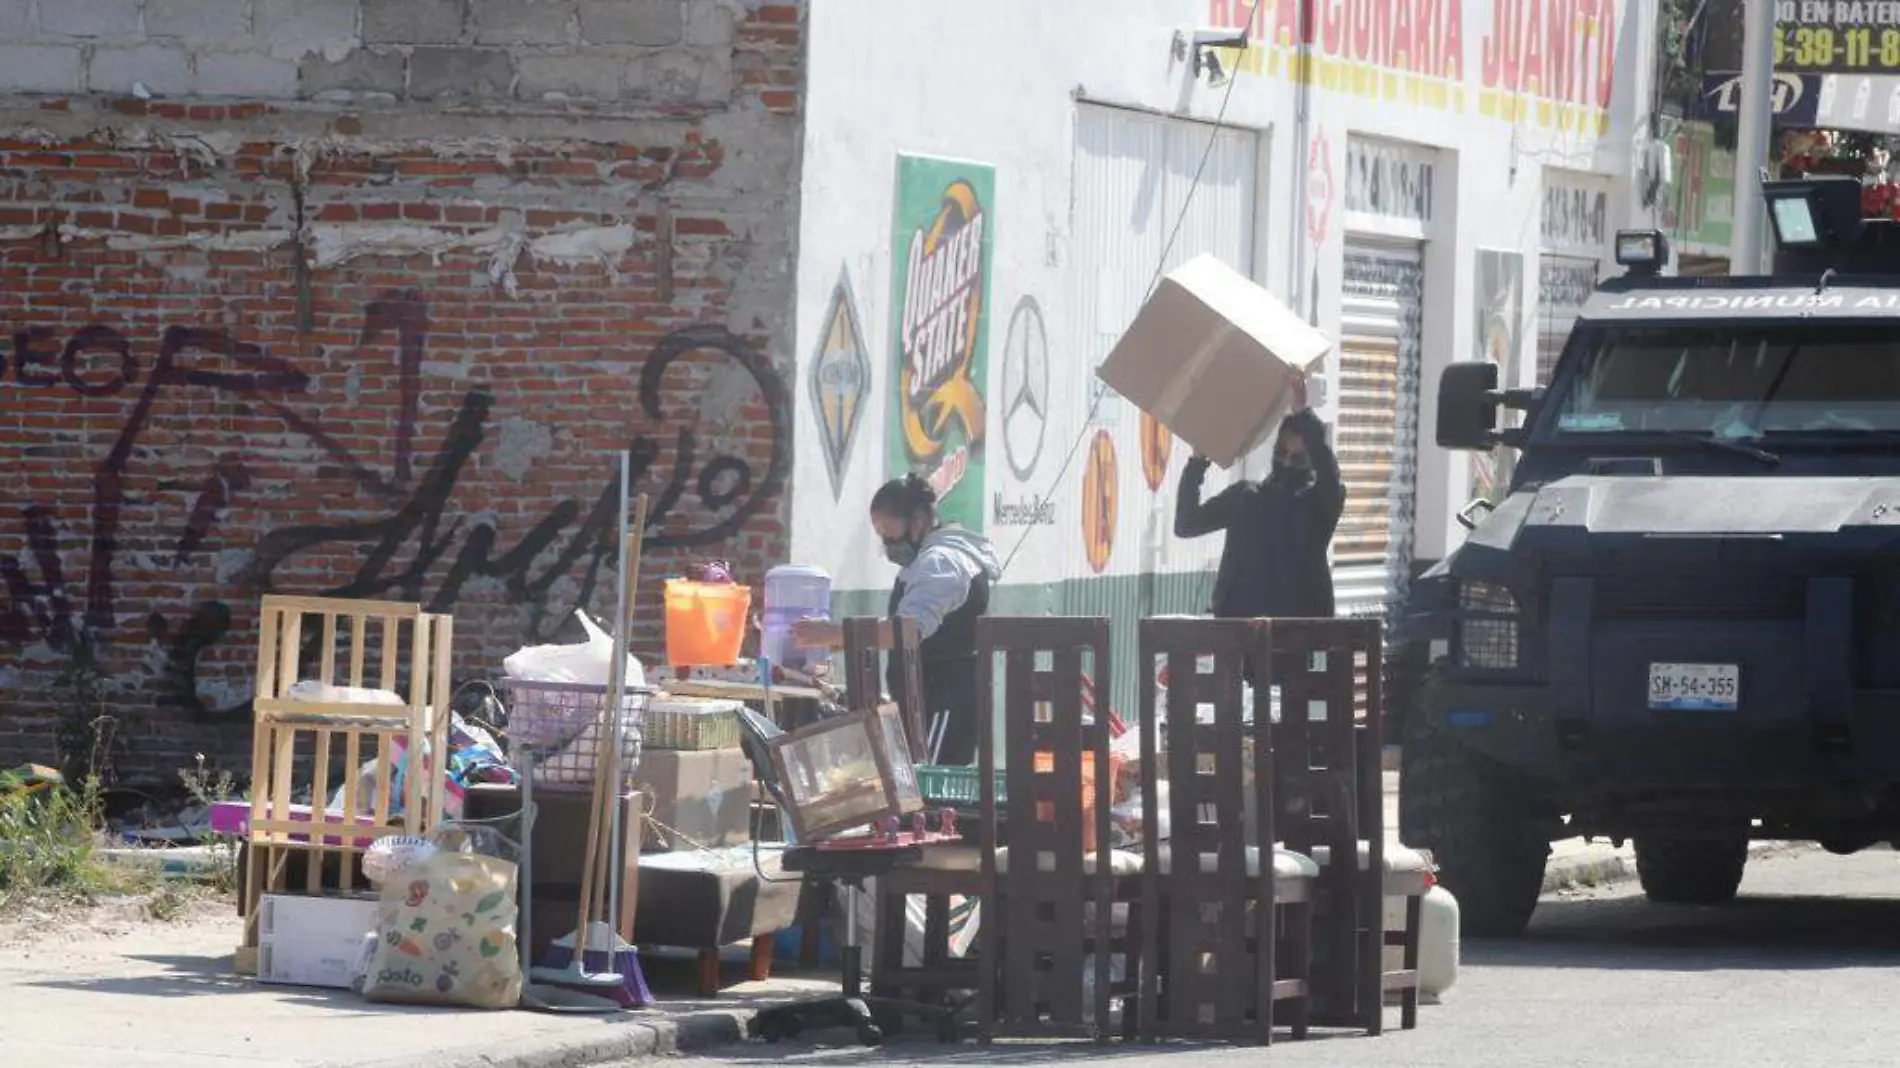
[996, 0, 1267, 578]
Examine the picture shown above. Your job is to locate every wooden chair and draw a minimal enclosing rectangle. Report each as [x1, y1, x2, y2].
[1137, 617, 1316, 1043]
[1271, 617, 1426, 1034]
[238, 595, 454, 971]
[840, 616, 927, 760]
[974, 616, 1141, 1041]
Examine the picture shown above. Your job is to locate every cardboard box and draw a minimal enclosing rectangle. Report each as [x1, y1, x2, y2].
[1096, 254, 1331, 467]
[256, 893, 379, 990]
[510, 794, 646, 963]
[640, 747, 752, 851]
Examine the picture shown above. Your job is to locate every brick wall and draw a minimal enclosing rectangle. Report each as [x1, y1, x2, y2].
[0, 0, 806, 784]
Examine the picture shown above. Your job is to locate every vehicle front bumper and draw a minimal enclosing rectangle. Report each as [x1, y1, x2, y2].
[1424, 676, 1900, 790]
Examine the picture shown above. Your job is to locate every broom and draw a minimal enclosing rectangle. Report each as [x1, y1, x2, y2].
[531, 484, 652, 1006]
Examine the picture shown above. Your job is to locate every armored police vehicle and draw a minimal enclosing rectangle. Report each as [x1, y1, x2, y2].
[1399, 176, 1900, 936]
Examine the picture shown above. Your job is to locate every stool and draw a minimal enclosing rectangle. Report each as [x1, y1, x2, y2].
[634, 846, 801, 996]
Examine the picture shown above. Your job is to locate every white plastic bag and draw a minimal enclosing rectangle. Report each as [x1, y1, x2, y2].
[1109, 780, 1170, 848]
[503, 609, 646, 688]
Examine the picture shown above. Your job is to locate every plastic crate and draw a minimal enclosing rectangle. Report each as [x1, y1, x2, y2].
[916, 765, 1007, 807]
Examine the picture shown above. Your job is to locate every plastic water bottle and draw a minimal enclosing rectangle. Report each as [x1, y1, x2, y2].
[760, 565, 833, 671]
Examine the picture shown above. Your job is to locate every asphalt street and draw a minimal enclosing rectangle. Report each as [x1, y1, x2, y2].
[637, 845, 1900, 1068]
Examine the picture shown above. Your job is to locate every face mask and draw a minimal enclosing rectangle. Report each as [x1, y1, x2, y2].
[1272, 455, 1313, 486]
[882, 512, 926, 567]
[883, 538, 919, 567]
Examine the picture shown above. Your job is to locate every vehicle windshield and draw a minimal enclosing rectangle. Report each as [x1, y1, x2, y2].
[1550, 322, 1900, 437]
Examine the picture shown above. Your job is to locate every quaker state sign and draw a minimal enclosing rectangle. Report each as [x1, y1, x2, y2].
[887, 155, 996, 532]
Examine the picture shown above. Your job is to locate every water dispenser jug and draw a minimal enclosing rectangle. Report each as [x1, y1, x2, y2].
[760, 564, 832, 671]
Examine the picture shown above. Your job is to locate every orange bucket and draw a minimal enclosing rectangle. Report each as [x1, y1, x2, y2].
[664, 579, 751, 667]
[1033, 749, 1126, 851]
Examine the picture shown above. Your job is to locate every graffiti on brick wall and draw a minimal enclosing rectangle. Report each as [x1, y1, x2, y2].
[0, 293, 789, 719]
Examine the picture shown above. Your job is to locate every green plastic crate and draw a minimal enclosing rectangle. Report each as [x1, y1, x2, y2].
[915, 764, 1007, 806]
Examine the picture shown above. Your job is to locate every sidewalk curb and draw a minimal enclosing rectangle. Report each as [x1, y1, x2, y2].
[347, 1007, 750, 1068]
[1540, 841, 1788, 894]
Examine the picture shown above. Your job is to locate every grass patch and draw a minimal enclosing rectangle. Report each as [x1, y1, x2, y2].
[0, 771, 152, 909]
[179, 752, 240, 898]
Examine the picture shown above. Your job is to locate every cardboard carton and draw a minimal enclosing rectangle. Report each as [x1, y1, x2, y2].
[256, 893, 379, 989]
[640, 747, 753, 851]
[1096, 254, 1331, 467]
[464, 784, 645, 886]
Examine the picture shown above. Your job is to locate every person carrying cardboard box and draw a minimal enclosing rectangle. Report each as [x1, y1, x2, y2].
[1172, 389, 1343, 622]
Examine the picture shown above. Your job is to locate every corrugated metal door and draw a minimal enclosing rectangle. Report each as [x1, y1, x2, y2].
[1070, 101, 1257, 603]
[1067, 102, 1258, 720]
[1536, 256, 1598, 384]
[1335, 240, 1424, 623]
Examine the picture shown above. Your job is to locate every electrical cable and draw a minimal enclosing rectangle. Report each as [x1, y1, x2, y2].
[996, 0, 1266, 578]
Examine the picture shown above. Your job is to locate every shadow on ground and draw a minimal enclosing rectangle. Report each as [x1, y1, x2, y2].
[28, 949, 837, 1018]
[701, 1035, 1330, 1065]
[1473, 886, 1900, 972]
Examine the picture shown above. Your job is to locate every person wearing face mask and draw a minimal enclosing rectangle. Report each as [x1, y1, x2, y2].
[1173, 402, 1344, 620]
[793, 473, 1002, 765]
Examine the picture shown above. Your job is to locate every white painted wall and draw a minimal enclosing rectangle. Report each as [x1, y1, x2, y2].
[791, 0, 1658, 594]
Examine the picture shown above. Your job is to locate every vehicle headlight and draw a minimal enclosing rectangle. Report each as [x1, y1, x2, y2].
[1456, 581, 1520, 670]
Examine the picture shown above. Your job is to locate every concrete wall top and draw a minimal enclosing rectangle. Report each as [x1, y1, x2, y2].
[0, 0, 776, 111]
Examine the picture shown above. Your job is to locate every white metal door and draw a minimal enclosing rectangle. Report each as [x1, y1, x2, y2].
[1070, 102, 1258, 594]
[1536, 255, 1598, 384]
[1335, 240, 1424, 623]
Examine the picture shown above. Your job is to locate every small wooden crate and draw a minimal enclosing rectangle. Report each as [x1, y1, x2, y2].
[238, 594, 454, 970]
[768, 704, 923, 841]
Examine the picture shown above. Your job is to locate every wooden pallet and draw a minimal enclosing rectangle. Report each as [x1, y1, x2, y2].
[236, 595, 454, 973]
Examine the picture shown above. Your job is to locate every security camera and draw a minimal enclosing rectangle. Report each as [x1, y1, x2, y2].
[1171, 25, 1248, 82]
[1190, 26, 1250, 49]
[1202, 50, 1229, 86]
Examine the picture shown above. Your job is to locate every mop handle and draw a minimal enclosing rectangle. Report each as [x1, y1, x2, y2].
[602, 493, 649, 964]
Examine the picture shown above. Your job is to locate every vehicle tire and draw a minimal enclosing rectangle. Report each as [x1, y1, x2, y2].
[1399, 718, 1551, 939]
[1634, 834, 1747, 905]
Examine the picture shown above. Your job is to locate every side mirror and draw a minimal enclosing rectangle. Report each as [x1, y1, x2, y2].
[1437, 361, 1500, 451]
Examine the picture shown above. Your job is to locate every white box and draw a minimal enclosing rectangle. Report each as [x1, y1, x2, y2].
[1096, 254, 1332, 468]
[256, 893, 379, 990]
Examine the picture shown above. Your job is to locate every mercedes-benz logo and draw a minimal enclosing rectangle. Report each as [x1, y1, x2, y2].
[1000, 296, 1049, 481]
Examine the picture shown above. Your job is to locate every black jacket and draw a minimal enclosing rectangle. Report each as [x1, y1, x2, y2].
[1173, 415, 1345, 619]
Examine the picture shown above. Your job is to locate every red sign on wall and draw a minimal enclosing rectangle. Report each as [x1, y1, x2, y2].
[1306, 129, 1333, 244]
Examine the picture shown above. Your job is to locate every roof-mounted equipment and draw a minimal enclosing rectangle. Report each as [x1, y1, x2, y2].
[1613, 230, 1670, 277]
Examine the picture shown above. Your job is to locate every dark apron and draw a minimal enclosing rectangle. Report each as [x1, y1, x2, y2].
[887, 552, 991, 766]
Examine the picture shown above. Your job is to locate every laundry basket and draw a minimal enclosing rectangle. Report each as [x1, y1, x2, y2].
[498, 678, 651, 793]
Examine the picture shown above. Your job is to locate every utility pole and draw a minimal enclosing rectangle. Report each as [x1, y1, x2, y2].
[1730, 0, 1778, 274]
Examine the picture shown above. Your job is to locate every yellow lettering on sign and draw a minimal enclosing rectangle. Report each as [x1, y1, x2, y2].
[1209, 0, 1612, 134]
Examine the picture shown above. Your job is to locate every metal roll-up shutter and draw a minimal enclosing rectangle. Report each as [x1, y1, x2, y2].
[1335, 240, 1425, 624]
[1536, 256, 1598, 384]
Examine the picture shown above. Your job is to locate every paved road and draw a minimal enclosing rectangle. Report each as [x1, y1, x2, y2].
[638, 846, 1900, 1068]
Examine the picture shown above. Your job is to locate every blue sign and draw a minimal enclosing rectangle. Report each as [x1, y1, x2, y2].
[1692, 71, 1822, 127]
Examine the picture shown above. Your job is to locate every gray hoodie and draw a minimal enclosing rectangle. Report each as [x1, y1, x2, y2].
[891, 526, 1003, 640]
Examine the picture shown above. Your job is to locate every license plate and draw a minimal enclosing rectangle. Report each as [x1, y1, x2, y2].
[1648, 662, 1739, 711]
